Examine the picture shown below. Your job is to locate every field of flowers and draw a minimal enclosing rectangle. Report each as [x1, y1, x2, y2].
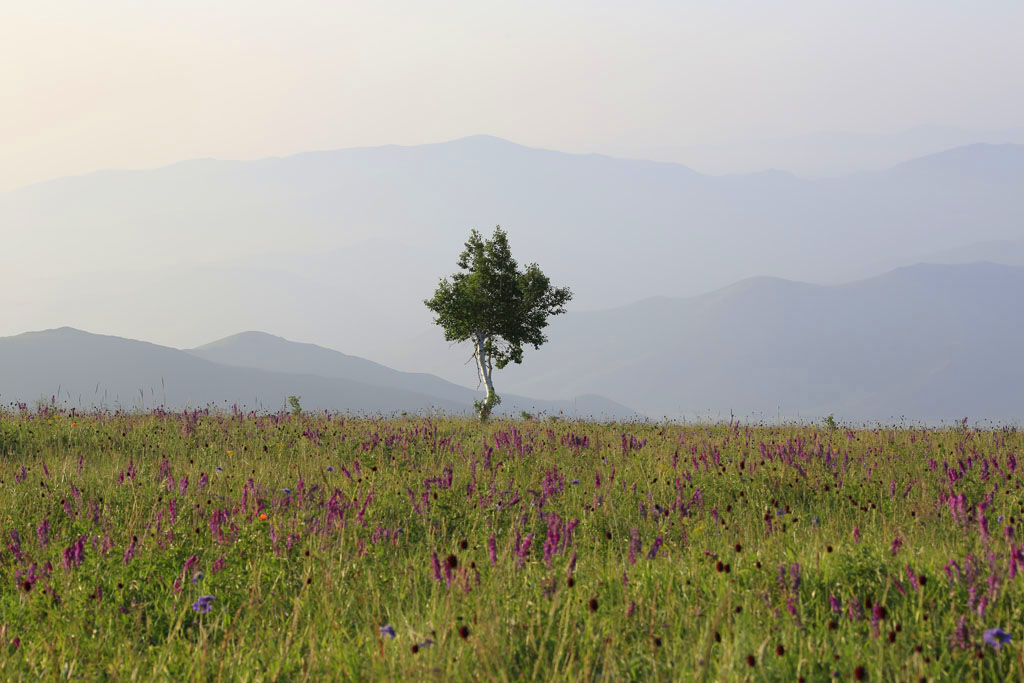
[0, 407, 1021, 681]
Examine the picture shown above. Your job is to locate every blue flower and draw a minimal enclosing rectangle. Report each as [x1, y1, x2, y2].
[215, 466, 223, 472]
[418, 638, 435, 648]
[281, 488, 292, 494]
[191, 571, 204, 583]
[379, 624, 396, 639]
[777, 508, 787, 517]
[983, 627, 1012, 650]
[192, 595, 215, 614]
[326, 466, 335, 473]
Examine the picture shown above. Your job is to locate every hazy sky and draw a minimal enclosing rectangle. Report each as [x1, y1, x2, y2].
[3, 0, 1024, 191]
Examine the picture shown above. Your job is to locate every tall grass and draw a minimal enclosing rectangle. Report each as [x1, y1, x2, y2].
[0, 407, 1021, 680]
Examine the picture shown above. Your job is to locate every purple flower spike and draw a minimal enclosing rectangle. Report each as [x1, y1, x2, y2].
[192, 595, 215, 614]
[431, 551, 442, 582]
[983, 627, 1011, 650]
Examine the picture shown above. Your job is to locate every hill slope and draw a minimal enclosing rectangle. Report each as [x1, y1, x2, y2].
[488, 262, 1024, 423]
[2, 138, 1023, 373]
[0, 328, 638, 419]
[187, 331, 639, 419]
[0, 328, 464, 414]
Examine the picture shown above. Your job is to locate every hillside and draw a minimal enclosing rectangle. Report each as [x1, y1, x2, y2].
[0, 327, 638, 419]
[3, 138, 1023, 373]
[485, 262, 1024, 423]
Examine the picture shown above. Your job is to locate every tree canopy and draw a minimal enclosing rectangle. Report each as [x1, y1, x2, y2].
[424, 226, 572, 420]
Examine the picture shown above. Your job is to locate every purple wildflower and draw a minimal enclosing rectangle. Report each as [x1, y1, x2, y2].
[488, 535, 498, 566]
[647, 536, 664, 560]
[192, 595, 215, 614]
[983, 627, 1011, 650]
[431, 551, 442, 582]
[629, 528, 641, 565]
[951, 616, 970, 648]
[379, 624, 396, 639]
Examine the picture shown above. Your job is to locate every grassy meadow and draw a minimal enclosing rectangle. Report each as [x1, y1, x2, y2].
[0, 407, 1022, 681]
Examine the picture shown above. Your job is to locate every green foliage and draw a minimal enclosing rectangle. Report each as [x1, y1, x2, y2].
[472, 393, 501, 422]
[287, 395, 302, 416]
[0, 411, 1022, 681]
[424, 226, 572, 370]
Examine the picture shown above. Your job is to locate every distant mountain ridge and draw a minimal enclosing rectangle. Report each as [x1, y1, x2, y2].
[486, 262, 1024, 424]
[186, 330, 634, 418]
[3, 136, 1022, 376]
[2, 261, 1022, 423]
[0, 327, 639, 419]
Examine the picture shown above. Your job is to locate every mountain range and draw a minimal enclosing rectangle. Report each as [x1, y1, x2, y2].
[2, 136, 1023, 380]
[1, 136, 1022, 423]
[2, 260, 1021, 424]
[615, 125, 1024, 177]
[488, 261, 1024, 424]
[0, 327, 636, 419]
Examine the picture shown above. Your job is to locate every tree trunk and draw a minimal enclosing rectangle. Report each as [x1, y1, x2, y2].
[473, 332, 497, 421]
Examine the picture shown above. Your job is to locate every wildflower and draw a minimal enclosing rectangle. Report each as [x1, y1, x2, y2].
[431, 551, 442, 582]
[951, 616, 970, 648]
[37, 520, 49, 549]
[890, 536, 902, 556]
[259, 513, 268, 521]
[629, 528, 641, 565]
[647, 536, 664, 560]
[281, 488, 292, 494]
[488, 534, 498, 566]
[123, 536, 138, 565]
[326, 466, 335, 473]
[192, 595, 215, 614]
[458, 625, 470, 639]
[829, 594, 842, 613]
[378, 624, 396, 639]
[982, 627, 1011, 650]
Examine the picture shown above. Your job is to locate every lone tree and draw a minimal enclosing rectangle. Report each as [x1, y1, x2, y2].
[425, 226, 572, 421]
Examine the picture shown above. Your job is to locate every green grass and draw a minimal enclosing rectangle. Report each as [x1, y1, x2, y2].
[1, 409, 1022, 681]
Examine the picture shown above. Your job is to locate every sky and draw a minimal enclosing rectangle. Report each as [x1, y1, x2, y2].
[3, 0, 1024, 191]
